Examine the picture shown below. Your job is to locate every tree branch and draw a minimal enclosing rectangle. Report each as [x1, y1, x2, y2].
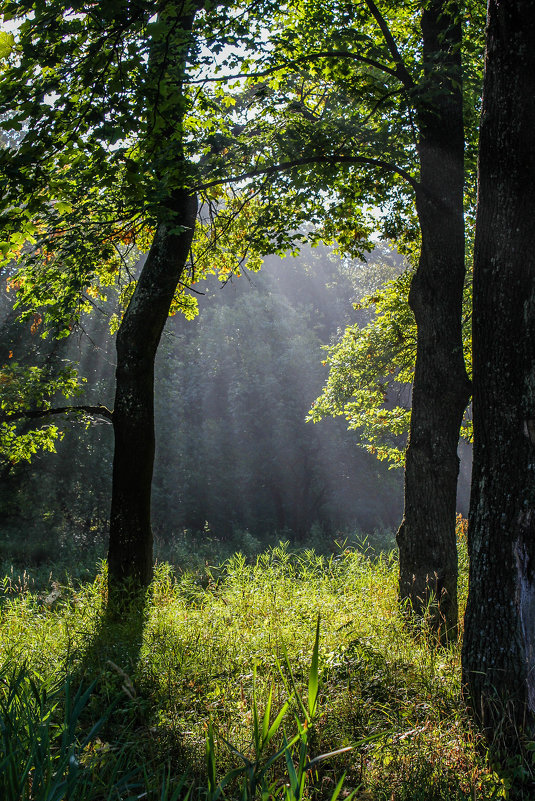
[195, 154, 419, 192]
[363, 0, 415, 89]
[188, 50, 404, 84]
[1, 405, 113, 423]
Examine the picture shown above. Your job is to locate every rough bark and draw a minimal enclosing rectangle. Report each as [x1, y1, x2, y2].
[396, 0, 471, 637]
[108, 191, 198, 589]
[462, 0, 535, 741]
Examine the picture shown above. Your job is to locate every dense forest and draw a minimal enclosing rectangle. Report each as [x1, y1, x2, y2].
[1, 0, 534, 799]
[1, 244, 408, 563]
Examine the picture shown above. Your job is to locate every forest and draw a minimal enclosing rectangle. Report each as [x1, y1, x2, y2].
[0, 0, 534, 799]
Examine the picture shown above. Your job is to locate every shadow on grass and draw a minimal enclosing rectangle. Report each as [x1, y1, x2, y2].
[65, 580, 205, 798]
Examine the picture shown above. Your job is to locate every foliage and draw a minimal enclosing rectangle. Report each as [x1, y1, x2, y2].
[0, 0, 484, 476]
[0, 0, 294, 340]
[184, 0, 482, 471]
[309, 267, 414, 467]
[0, 0, 274, 469]
[309, 255, 474, 467]
[209, 0, 482, 254]
[0, 1, 188, 324]
[0, 360, 83, 465]
[0, 307, 114, 552]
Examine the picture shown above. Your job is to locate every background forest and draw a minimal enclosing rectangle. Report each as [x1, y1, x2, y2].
[0, 244, 414, 569]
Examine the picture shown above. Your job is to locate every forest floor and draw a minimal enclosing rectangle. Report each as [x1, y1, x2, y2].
[0, 528, 528, 800]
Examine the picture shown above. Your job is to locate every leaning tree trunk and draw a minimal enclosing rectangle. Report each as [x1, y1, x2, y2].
[396, 0, 471, 638]
[108, 190, 198, 590]
[107, 2, 198, 594]
[462, 0, 535, 742]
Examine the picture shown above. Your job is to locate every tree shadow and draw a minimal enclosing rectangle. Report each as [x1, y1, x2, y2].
[67, 585, 150, 743]
[66, 581, 205, 796]
[72, 585, 147, 677]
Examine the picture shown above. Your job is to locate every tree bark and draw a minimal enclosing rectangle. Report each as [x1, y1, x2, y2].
[108, 191, 198, 589]
[462, 0, 535, 741]
[396, 0, 471, 637]
[106, 2, 199, 593]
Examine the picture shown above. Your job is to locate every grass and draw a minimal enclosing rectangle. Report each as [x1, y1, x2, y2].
[0, 531, 519, 800]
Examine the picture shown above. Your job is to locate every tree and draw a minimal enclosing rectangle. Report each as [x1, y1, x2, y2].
[252, 0, 478, 633]
[398, 0, 472, 636]
[462, 0, 535, 742]
[0, 0, 262, 593]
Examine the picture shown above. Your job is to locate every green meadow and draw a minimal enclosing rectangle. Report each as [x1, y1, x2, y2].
[0, 530, 513, 800]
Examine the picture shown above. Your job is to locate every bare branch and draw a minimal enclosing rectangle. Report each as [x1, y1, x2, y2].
[1, 405, 113, 423]
[195, 154, 419, 192]
[188, 49, 405, 85]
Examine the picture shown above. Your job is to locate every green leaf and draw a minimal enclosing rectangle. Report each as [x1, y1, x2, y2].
[261, 682, 273, 745]
[308, 615, 320, 718]
[265, 697, 291, 746]
[0, 31, 15, 59]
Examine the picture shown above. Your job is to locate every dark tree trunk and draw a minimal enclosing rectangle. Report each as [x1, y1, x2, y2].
[462, 0, 535, 740]
[106, 3, 198, 593]
[396, 0, 471, 637]
[108, 191, 198, 589]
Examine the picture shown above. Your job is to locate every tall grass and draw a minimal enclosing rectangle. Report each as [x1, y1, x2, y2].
[0, 662, 134, 800]
[0, 535, 514, 800]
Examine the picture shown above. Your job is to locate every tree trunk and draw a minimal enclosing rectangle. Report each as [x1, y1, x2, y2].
[462, 0, 535, 741]
[396, 0, 471, 637]
[106, 3, 198, 594]
[108, 191, 198, 589]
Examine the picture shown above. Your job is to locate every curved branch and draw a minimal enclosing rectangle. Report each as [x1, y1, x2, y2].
[195, 154, 419, 192]
[1, 405, 113, 423]
[188, 50, 405, 84]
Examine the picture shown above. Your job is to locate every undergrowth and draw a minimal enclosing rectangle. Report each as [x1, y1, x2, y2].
[0, 533, 518, 800]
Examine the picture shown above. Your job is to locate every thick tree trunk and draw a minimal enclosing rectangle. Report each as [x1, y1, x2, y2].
[462, 0, 535, 741]
[108, 191, 198, 589]
[396, 0, 471, 637]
